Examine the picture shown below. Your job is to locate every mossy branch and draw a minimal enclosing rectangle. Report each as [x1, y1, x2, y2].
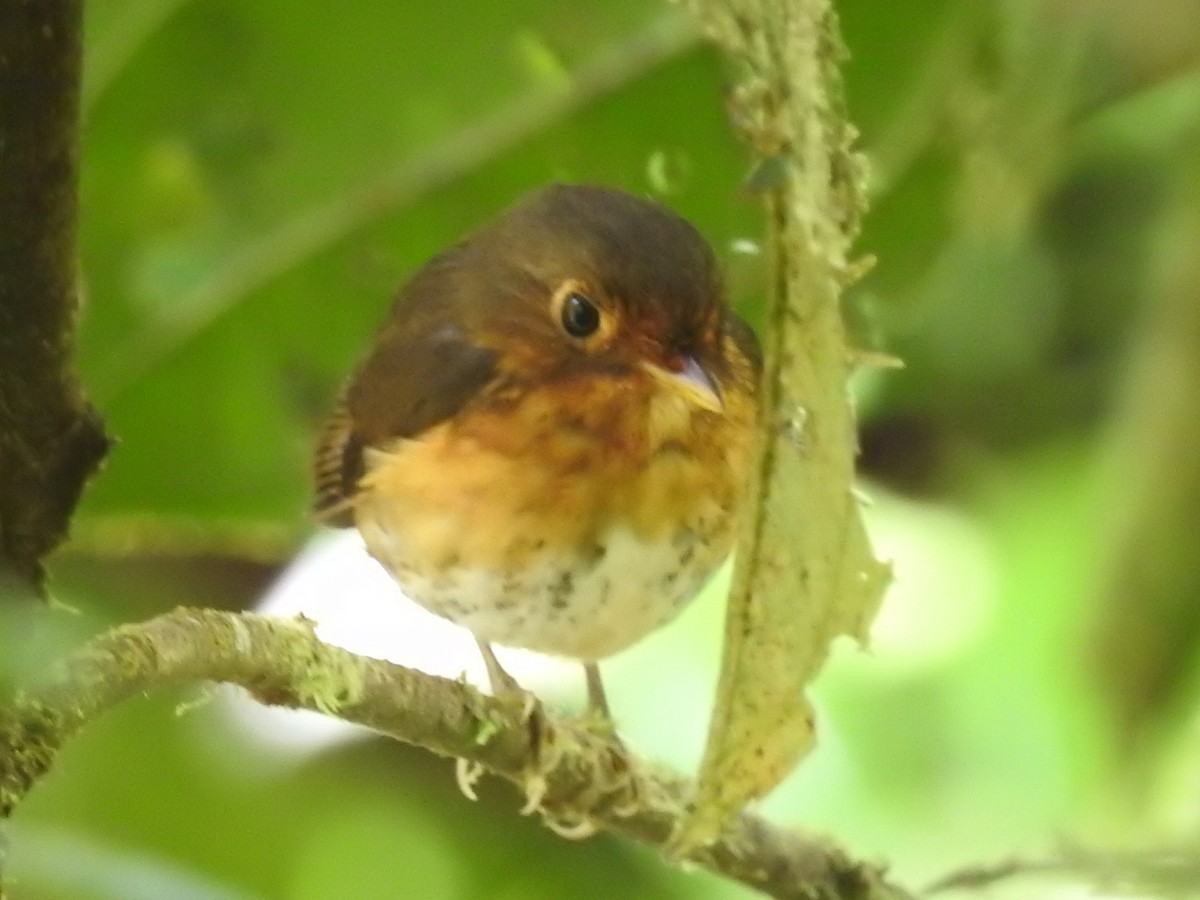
[0, 0, 110, 594]
[0, 608, 915, 900]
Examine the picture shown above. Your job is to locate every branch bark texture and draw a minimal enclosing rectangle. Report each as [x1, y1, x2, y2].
[0, 0, 110, 593]
[0, 609, 915, 900]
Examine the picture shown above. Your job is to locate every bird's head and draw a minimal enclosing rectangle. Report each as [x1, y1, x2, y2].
[443, 184, 759, 417]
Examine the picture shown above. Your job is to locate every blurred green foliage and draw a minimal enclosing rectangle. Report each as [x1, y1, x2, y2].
[4, 0, 1200, 897]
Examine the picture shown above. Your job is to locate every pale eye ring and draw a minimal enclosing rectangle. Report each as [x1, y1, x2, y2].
[560, 291, 601, 338]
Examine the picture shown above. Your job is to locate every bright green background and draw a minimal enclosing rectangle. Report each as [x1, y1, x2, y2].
[4, 0, 1200, 897]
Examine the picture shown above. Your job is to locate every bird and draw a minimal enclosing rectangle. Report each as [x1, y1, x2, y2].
[313, 183, 760, 717]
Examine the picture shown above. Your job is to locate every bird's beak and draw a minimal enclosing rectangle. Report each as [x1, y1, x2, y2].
[640, 355, 723, 412]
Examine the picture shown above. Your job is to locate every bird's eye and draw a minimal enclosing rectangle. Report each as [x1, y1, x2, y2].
[560, 292, 601, 339]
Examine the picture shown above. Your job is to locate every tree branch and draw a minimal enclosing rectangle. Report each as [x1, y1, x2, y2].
[0, 0, 110, 594]
[0, 608, 915, 900]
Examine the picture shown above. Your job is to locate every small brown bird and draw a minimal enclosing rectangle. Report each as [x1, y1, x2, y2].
[314, 184, 760, 714]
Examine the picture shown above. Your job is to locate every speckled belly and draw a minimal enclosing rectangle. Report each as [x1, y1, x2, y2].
[351, 372, 750, 661]
[356, 510, 731, 661]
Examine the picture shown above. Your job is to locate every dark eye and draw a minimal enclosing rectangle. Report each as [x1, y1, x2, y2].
[560, 292, 601, 338]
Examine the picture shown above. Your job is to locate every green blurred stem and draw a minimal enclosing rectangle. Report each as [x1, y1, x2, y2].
[82, 0, 195, 117]
[0, 608, 914, 900]
[0, 0, 109, 593]
[925, 843, 1200, 896]
[1090, 154, 1200, 747]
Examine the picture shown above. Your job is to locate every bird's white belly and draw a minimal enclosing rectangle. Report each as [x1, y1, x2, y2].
[358, 518, 728, 661]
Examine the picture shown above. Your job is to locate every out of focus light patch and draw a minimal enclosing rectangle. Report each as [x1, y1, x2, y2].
[764, 488, 1000, 820]
[862, 489, 999, 673]
[221, 530, 577, 759]
[10, 826, 256, 900]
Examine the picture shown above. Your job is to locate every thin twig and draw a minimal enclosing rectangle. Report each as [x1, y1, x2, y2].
[925, 843, 1200, 897]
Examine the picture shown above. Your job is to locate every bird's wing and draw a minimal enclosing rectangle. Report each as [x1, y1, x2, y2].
[313, 319, 499, 527]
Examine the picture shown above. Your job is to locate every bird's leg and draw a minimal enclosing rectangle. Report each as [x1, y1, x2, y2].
[584, 662, 612, 720]
[578, 662, 634, 811]
[475, 638, 522, 697]
[462, 640, 539, 806]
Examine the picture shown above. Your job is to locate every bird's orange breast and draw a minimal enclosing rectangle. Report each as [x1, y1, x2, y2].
[351, 361, 755, 660]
